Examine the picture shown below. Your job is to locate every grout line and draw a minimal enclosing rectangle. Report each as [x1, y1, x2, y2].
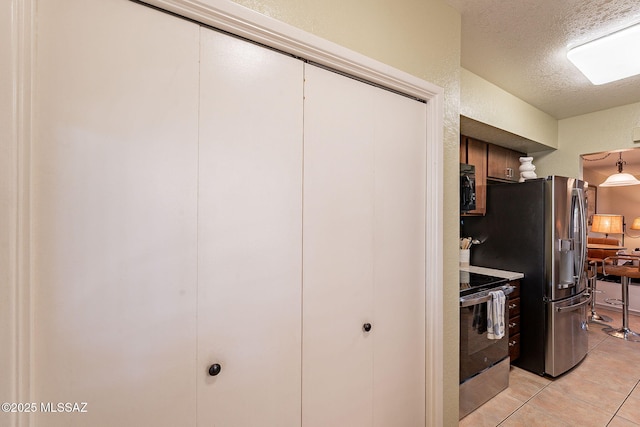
[497, 392, 541, 425]
[498, 309, 638, 425]
[496, 369, 556, 425]
[608, 380, 640, 426]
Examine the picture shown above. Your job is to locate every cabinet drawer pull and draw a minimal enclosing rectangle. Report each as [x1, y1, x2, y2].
[508, 341, 517, 347]
[508, 303, 517, 309]
[363, 323, 372, 332]
[509, 322, 517, 328]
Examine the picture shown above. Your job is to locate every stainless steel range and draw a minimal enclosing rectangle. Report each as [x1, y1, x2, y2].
[459, 271, 515, 420]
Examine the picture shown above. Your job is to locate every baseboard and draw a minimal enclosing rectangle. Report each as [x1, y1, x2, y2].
[595, 302, 640, 317]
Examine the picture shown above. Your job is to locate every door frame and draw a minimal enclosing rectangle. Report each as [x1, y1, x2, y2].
[6, 0, 444, 424]
[3, 1, 34, 427]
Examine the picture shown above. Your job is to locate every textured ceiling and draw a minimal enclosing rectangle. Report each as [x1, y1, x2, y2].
[446, 0, 640, 119]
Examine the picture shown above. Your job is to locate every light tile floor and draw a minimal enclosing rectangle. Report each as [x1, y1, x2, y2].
[460, 306, 640, 427]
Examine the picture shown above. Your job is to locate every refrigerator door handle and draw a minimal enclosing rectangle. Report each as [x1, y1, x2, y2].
[555, 292, 592, 313]
[573, 187, 588, 291]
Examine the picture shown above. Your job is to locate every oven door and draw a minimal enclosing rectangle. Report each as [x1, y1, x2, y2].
[459, 293, 510, 383]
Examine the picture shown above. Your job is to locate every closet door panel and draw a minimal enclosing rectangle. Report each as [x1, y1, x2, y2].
[303, 64, 375, 427]
[31, 1, 200, 426]
[372, 91, 426, 427]
[197, 28, 303, 426]
[303, 64, 427, 427]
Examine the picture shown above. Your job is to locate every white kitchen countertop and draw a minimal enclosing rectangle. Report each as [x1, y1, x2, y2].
[459, 265, 524, 281]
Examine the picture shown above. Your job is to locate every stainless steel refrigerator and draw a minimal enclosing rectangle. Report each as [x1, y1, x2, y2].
[462, 176, 590, 377]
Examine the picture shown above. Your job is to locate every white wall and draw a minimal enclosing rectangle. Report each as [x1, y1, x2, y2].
[584, 161, 640, 253]
[534, 101, 640, 178]
[535, 102, 640, 256]
[596, 280, 640, 315]
[460, 68, 558, 150]
[598, 186, 640, 251]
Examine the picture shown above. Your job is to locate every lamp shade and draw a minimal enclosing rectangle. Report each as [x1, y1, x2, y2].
[599, 172, 640, 187]
[599, 152, 640, 187]
[591, 214, 624, 234]
[631, 217, 640, 231]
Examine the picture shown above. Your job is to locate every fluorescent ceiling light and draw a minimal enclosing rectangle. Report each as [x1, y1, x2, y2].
[567, 22, 640, 85]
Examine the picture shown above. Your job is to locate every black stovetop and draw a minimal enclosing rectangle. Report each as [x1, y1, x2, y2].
[460, 271, 509, 298]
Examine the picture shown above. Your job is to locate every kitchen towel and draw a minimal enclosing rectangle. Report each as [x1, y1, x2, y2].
[487, 290, 505, 340]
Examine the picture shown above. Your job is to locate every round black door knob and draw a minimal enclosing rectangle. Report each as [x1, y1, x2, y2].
[208, 363, 222, 376]
[363, 323, 372, 332]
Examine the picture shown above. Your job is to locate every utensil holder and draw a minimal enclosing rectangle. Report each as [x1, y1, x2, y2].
[460, 249, 470, 267]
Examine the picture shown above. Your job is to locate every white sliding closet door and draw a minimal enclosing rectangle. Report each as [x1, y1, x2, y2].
[31, 1, 200, 426]
[302, 64, 426, 427]
[30, 1, 426, 425]
[197, 28, 304, 426]
[370, 75, 426, 427]
[303, 64, 376, 427]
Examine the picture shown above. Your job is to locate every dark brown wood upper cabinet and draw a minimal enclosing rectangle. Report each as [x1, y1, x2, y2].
[487, 144, 525, 183]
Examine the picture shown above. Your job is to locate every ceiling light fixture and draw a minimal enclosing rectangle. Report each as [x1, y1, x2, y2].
[599, 152, 640, 187]
[567, 22, 640, 85]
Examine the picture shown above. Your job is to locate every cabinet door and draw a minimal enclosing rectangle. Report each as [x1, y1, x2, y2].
[197, 28, 303, 426]
[487, 144, 510, 180]
[507, 149, 525, 182]
[303, 64, 426, 427]
[488, 144, 524, 182]
[32, 1, 200, 426]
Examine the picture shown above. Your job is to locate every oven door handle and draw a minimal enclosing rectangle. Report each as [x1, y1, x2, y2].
[555, 293, 592, 313]
[459, 285, 515, 308]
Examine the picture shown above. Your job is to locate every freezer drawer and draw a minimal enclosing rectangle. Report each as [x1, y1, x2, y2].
[545, 292, 590, 377]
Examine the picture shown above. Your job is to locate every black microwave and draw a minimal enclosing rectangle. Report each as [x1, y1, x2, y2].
[460, 163, 476, 212]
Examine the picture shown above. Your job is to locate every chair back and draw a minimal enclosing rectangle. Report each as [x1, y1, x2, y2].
[588, 237, 620, 260]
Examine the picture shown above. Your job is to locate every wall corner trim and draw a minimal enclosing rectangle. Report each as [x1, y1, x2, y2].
[9, 0, 35, 426]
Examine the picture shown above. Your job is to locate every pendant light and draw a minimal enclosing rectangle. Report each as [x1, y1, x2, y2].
[599, 152, 640, 187]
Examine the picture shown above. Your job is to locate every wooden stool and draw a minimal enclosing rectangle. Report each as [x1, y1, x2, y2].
[602, 256, 640, 342]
